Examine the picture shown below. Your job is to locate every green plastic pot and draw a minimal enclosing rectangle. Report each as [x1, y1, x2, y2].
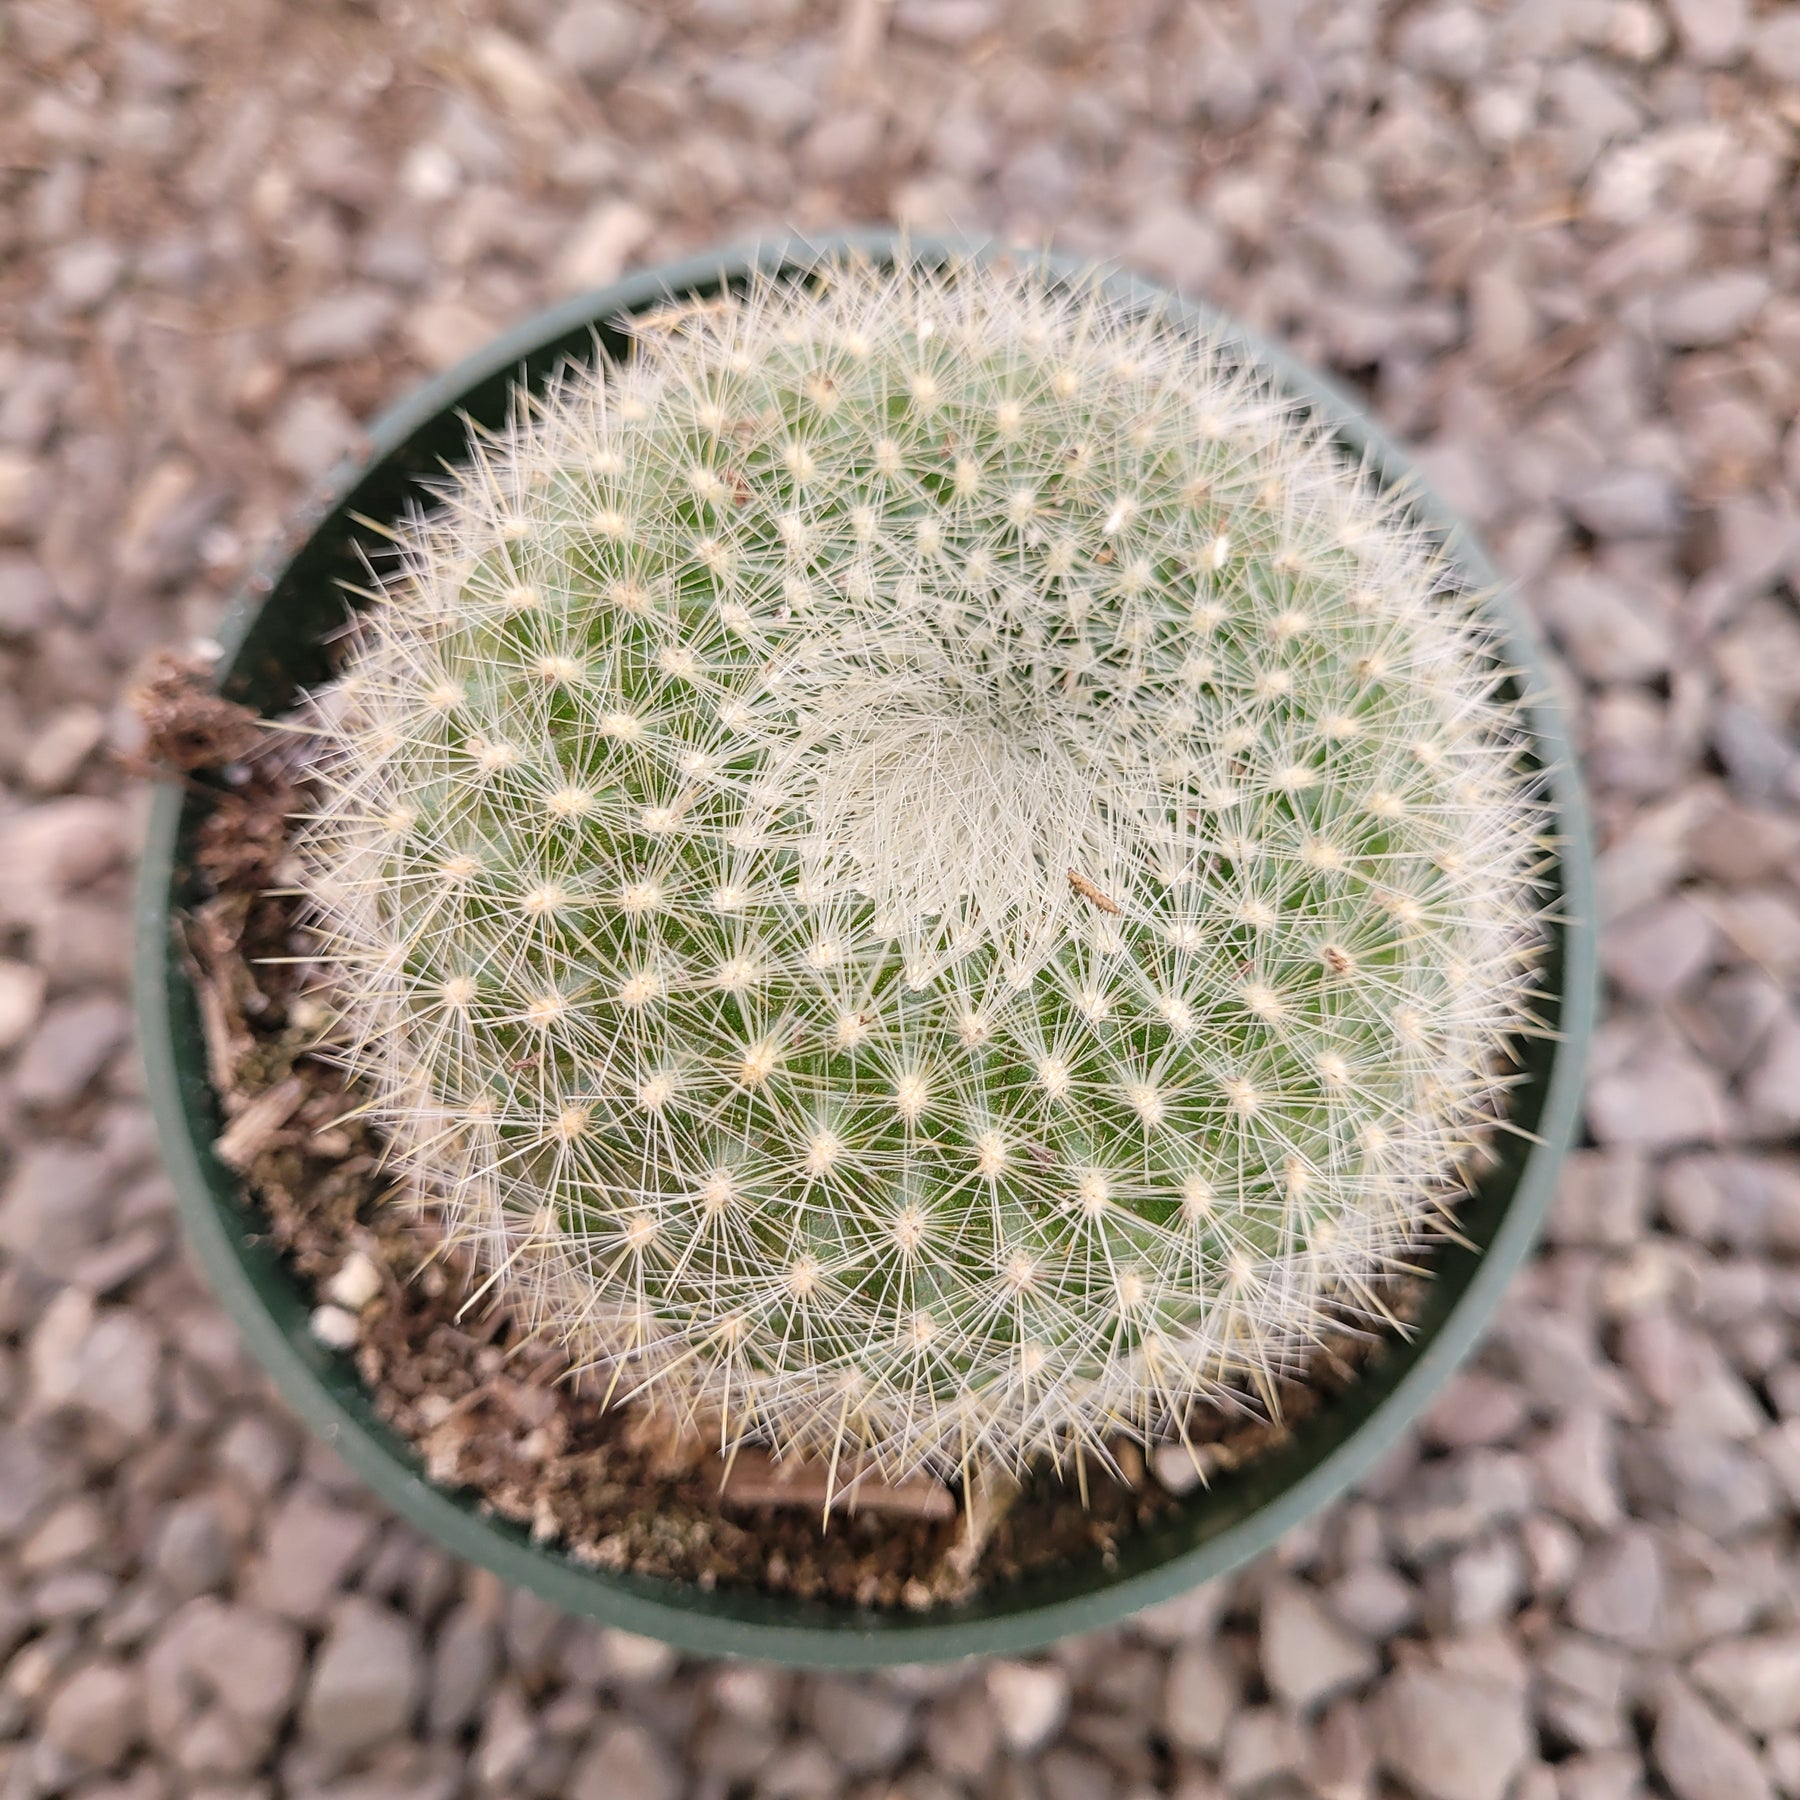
[135, 231, 1596, 1667]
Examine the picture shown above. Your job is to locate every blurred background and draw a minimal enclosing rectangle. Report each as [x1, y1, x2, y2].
[2, 1, 1799, 1796]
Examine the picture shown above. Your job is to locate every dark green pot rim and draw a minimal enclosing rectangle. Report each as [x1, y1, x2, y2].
[133, 230, 1597, 1667]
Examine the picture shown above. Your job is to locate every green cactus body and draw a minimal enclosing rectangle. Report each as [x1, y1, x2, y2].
[299, 253, 1545, 1482]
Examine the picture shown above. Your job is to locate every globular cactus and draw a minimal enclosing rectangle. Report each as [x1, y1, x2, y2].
[298, 251, 1546, 1485]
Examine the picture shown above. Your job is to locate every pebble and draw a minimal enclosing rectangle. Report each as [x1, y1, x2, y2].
[268, 392, 360, 484]
[1652, 1676, 1772, 1800]
[550, 199, 653, 296]
[1587, 1045, 1732, 1151]
[1119, 204, 1226, 294]
[1663, 0, 1748, 66]
[1541, 570, 1671, 682]
[0, 551, 59, 638]
[300, 1597, 424, 1753]
[0, 797, 125, 920]
[13, 993, 130, 1109]
[1221, 1705, 1307, 1793]
[1373, 1663, 1532, 1800]
[149, 1496, 236, 1601]
[248, 1489, 378, 1621]
[1690, 1634, 1800, 1737]
[0, 960, 47, 1052]
[323, 1253, 383, 1313]
[49, 239, 125, 313]
[423, 1602, 497, 1737]
[1656, 271, 1772, 348]
[567, 1722, 678, 1800]
[1039, 1744, 1118, 1800]
[144, 1597, 305, 1745]
[41, 1657, 144, 1771]
[281, 289, 399, 366]
[1752, 11, 1800, 81]
[923, 1684, 999, 1780]
[1548, 1151, 1648, 1250]
[545, 0, 648, 88]
[808, 1677, 915, 1773]
[1600, 897, 1717, 1003]
[0, 1143, 112, 1279]
[985, 1660, 1070, 1756]
[20, 702, 104, 792]
[598, 1627, 679, 1684]
[1327, 1564, 1418, 1639]
[1258, 1581, 1377, 1712]
[1567, 1528, 1666, 1648]
[1162, 1640, 1238, 1755]
[1564, 467, 1682, 539]
[1532, 1411, 1624, 1533]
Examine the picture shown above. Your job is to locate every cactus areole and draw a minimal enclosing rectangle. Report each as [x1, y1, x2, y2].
[297, 248, 1550, 1488]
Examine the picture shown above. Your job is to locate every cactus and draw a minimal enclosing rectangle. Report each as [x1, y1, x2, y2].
[297, 251, 1547, 1486]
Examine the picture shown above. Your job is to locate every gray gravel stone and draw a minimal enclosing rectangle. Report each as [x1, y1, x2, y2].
[1567, 1528, 1666, 1648]
[1657, 271, 1773, 348]
[1118, 204, 1225, 295]
[1549, 1151, 1649, 1250]
[0, 798, 125, 917]
[281, 289, 398, 366]
[0, 1145, 112, 1279]
[1587, 1044, 1732, 1151]
[1751, 11, 1800, 80]
[1373, 1662, 1532, 1800]
[144, 1597, 305, 1749]
[1532, 1410, 1624, 1533]
[1600, 898, 1718, 1003]
[41, 1658, 144, 1771]
[1541, 570, 1671, 682]
[50, 239, 125, 313]
[424, 1601, 498, 1737]
[807, 1677, 915, 1773]
[1565, 467, 1683, 538]
[545, 0, 648, 88]
[1221, 1704, 1307, 1794]
[0, 553, 59, 638]
[268, 392, 360, 484]
[149, 1496, 236, 1601]
[1690, 1634, 1800, 1737]
[0, 959, 47, 1052]
[567, 1722, 678, 1800]
[985, 1660, 1069, 1756]
[1653, 1676, 1772, 1800]
[300, 1597, 424, 1753]
[1039, 1744, 1117, 1800]
[1664, 0, 1748, 63]
[1259, 1581, 1377, 1712]
[923, 1684, 998, 1782]
[1163, 1639, 1238, 1756]
[247, 1489, 378, 1621]
[13, 993, 130, 1109]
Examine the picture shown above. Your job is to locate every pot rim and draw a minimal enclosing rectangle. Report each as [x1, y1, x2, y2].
[134, 228, 1597, 1666]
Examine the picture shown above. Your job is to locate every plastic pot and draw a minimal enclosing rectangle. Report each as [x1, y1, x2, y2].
[135, 231, 1596, 1667]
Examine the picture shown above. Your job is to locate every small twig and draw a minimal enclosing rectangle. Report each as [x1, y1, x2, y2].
[709, 1449, 956, 1521]
[1067, 868, 1121, 914]
[213, 1074, 306, 1171]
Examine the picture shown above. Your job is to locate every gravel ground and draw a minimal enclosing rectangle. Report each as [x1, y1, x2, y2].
[3, 0, 1800, 1795]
